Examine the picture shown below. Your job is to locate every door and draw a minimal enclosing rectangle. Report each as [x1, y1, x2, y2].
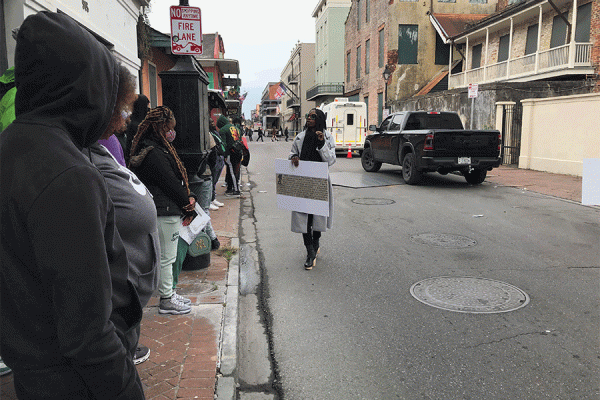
[344, 110, 357, 148]
[370, 115, 393, 161]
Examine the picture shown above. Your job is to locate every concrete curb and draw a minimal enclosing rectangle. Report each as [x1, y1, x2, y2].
[216, 236, 240, 399]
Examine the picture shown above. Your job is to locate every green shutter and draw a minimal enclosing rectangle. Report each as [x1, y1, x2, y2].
[398, 25, 418, 65]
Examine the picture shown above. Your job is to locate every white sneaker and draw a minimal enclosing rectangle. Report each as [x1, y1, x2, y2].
[212, 199, 224, 207]
[209, 203, 219, 211]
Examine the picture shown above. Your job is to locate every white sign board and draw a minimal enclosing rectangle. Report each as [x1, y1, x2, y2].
[582, 158, 600, 205]
[468, 83, 478, 98]
[274, 159, 329, 217]
[170, 6, 202, 55]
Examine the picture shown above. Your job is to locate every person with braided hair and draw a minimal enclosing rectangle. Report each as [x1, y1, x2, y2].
[128, 106, 197, 315]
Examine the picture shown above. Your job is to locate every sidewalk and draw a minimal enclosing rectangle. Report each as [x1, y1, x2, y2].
[0, 177, 242, 400]
[486, 165, 583, 204]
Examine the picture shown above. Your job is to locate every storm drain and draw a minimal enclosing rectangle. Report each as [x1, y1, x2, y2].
[410, 276, 530, 314]
[411, 233, 477, 248]
[351, 198, 396, 205]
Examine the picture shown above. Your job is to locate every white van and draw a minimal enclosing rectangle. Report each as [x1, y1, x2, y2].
[321, 98, 368, 153]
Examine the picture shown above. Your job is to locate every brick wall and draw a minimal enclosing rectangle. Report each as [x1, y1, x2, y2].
[591, 0, 600, 91]
[344, 0, 389, 126]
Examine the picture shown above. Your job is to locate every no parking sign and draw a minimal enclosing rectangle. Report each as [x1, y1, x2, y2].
[170, 6, 202, 55]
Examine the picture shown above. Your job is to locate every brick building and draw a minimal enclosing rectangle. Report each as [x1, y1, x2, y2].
[344, 0, 497, 126]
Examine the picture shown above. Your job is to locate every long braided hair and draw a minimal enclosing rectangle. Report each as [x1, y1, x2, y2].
[128, 106, 190, 195]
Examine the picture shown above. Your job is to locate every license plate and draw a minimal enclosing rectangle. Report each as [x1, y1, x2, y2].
[458, 157, 471, 165]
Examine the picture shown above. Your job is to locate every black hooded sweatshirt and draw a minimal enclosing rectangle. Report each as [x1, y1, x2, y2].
[0, 12, 144, 399]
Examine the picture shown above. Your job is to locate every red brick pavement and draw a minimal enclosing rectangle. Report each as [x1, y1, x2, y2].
[486, 165, 583, 203]
[0, 180, 240, 400]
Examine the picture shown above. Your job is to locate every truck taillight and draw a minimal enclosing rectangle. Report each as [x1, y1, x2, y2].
[424, 133, 434, 150]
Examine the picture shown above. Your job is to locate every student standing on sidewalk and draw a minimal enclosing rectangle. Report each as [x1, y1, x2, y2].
[0, 11, 145, 398]
[289, 108, 336, 270]
[87, 66, 159, 367]
[218, 115, 242, 197]
[209, 118, 226, 210]
[129, 106, 197, 315]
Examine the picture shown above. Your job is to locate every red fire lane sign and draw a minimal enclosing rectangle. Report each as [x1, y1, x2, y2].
[170, 6, 202, 55]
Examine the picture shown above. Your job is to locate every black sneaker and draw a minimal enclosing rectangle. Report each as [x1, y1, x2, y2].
[211, 238, 220, 250]
[133, 345, 150, 365]
[225, 190, 241, 197]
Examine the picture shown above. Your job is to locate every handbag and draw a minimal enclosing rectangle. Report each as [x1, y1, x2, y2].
[187, 231, 211, 257]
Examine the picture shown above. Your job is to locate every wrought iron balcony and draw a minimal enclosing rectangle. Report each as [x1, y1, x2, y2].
[287, 98, 300, 108]
[306, 83, 344, 100]
[288, 73, 299, 84]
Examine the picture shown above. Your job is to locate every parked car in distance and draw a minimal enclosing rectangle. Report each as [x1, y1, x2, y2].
[361, 111, 502, 185]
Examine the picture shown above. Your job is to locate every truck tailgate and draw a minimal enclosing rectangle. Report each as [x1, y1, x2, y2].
[430, 130, 499, 157]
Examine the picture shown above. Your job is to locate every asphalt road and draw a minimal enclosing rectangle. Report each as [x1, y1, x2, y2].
[240, 139, 600, 400]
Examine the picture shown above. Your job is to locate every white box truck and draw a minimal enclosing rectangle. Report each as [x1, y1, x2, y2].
[321, 98, 368, 153]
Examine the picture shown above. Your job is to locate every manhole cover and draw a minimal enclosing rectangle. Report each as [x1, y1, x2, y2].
[410, 276, 530, 313]
[411, 233, 477, 248]
[351, 198, 396, 205]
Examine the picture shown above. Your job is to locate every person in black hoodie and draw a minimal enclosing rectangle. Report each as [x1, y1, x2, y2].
[0, 11, 145, 399]
[123, 94, 150, 164]
[128, 106, 197, 315]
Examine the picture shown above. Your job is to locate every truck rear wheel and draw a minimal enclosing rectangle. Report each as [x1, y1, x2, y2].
[361, 147, 381, 172]
[402, 153, 421, 185]
[464, 168, 487, 184]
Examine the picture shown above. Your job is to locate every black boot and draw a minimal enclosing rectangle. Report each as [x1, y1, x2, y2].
[304, 245, 316, 270]
[313, 238, 320, 257]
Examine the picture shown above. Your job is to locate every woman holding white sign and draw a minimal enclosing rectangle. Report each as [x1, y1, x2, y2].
[289, 108, 336, 270]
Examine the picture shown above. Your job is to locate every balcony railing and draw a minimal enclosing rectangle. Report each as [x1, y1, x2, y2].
[449, 42, 593, 89]
[287, 98, 300, 107]
[288, 74, 299, 84]
[306, 83, 344, 100]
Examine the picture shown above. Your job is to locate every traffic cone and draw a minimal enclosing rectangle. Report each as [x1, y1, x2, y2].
[347, 146, 352, 158]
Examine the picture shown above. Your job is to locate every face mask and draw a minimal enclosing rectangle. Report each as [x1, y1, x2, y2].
[165, 129, 176, 143]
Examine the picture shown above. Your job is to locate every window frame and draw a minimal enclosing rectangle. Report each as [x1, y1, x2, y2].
[398, 24, 418, 65]
[365, 39, 371, 75]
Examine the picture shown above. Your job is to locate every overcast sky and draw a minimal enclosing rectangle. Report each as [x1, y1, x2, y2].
[147, 0, 318, 118]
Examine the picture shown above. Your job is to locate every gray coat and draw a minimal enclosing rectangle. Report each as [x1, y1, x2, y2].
[289, 129, 336, 233]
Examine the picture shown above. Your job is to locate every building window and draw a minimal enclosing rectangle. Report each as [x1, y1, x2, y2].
[357, 0, 361, 30]
[498, 34, 510, 62]
[471, 44, 482, 69]
[366, 0, 370, 22]
[575, 2, 592, 42]
[438, 0, 456, 3]
[356, 45, 361, 79]
[148, 62, 157, 108]
[378, 28, 385, 68]
[398, 24, 418, 64]
[365, 39, 370, 74]
[347, 51, 351, 82]
[469, 0, 487, 3]
[434, 34, 449, 65]
[525, 24, 538, 55]
[550, 14, 568, 48]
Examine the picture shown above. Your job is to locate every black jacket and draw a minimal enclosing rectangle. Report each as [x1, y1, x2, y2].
[130, 139, 195, 217]
[0, 12, 144, 399]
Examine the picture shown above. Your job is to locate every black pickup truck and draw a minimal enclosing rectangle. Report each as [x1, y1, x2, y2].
[361, 111, 502, 185]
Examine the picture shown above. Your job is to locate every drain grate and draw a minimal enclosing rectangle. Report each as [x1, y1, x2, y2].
[411, 233, 477, 248]
[410, 276, 530, 313]
[351, 198, 396, 206]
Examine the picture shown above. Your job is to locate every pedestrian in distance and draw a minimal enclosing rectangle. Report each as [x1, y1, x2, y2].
[284, 126, 289, 142]
[257, 126, 264, 142]
[0, 11, 145, 398]
[271, 126, 278, 142]
[289, 108, 336, 270]
[128, 106, 197, 315]
[246, 126, 253, 141]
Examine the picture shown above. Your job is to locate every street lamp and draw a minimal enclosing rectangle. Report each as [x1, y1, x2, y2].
[382, 65, 391, 114]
